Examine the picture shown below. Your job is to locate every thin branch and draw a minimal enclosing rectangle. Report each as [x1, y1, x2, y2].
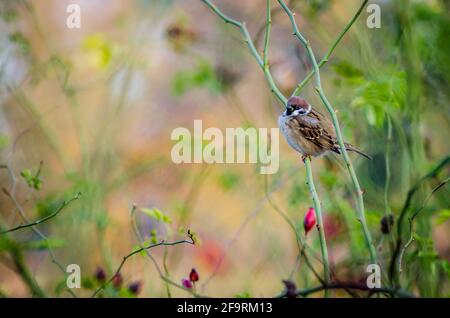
[263, 0, 271, 66]
[91, 233, 196, 297]
[292, 0, 369, 95]
[278, 0, 377, 265]
[1, 191, 81, 234]
[201, 0, 287, 105]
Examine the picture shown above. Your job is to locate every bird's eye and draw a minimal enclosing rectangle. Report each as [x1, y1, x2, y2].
[286, 106, 293, 115]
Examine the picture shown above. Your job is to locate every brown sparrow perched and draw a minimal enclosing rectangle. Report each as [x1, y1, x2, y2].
[278, 96, 372, 160]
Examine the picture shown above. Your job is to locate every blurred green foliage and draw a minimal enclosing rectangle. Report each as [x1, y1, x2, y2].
[0, 0, 448, 298]
[172, 60, 222, 96]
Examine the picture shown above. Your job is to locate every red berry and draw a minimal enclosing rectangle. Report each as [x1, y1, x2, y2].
[282, 280, 297, 298]
[189, 268, 199, 282]
[128, 281, 142, 295]
[94, 267, 106, 282]
[181, 277, 193, 289]
[304, 207, 316, 234]
[112, 273, 123, 289]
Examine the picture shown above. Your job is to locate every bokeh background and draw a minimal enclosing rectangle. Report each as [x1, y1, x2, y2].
[0, 0, 449, 297]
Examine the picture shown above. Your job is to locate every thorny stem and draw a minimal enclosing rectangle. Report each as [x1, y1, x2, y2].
[304, 156, 330, 297]
[278, 0, 377, 265]
[292, 0, 369, 95]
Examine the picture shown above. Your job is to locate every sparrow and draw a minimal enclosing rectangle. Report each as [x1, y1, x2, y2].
[278, 96, 372, 161]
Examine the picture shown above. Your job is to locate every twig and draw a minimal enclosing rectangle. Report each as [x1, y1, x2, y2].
[92, 233, 196, 297]
[1, 191, 81, 234]
[278, 0, 377, 265]
[304, 156, 330, 297]
[292, 0, 369, 95]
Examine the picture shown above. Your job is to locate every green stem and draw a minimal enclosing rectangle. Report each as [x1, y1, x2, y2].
[292, 0, 369, 95]
[10, 246, 47, 298]
[278, 0, 377, 265]
[384, 115, 392, 217]
[263, 0, 271, 66]
[304, 157, 330, 297]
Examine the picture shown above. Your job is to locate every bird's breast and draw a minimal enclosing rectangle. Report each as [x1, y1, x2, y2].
[278, 115, 307, 155]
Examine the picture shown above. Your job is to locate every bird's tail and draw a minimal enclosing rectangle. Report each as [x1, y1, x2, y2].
[344, 143, 372, 160]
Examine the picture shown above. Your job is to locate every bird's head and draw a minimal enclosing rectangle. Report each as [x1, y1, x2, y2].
[284, 96, 312, 116]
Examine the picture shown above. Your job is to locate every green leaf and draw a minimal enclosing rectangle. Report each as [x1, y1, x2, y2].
[9, 32, 30, 54]
[171, 60, 221, 96]
[20, 168, 42, 190]
[234, 291, 252, 298]
[140, 207, 172, 224]
[351, 71, 406, 127]
[81, 277, 96, 290]
[332, 61, 363, 79]
[82, 34, 117, 70]
[435, 209, 450, 225]
[218, 171, 240, 190]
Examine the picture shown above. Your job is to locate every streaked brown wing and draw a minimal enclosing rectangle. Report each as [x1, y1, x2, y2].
[293, 112, 340, 154]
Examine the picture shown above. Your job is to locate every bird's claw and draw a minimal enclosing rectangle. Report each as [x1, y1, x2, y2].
[301, 155, 311, 163]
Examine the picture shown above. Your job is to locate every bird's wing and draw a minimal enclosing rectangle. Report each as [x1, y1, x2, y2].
[293, 112, 340, 153]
